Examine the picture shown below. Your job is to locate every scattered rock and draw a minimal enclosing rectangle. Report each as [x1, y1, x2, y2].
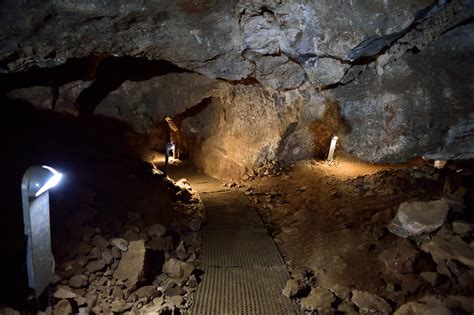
[421, 236, 474, 268]
[53, 300, 72, 315]
[147, 224, 166, 237]
[167, 295, 185, 308]
[189, 218, 202, 232]
[88, 247, 101, 260]
[299, 287, 335, 312]
[282, 279, 308, 298]
[351, 290, 392, 314]
[111, 238, 129, 252]
[114, 240, 147, 289]
[149, 236, 166, 251]
[394, 295, 458, 315]
[92, 235, 109, 249]
[338, 300, 358, 315]
[136, 285, 158, 298]
[110, 299, 132, 313]
[419, 271, 439, 286]
[69, 275, 86, 288]
[162, 258, 195, 279]
[53, 287, 76, 299]
[86, 259, 106, 273]
[452, 221, 473, 235]
[101, 249, 114, 265]
[378, 240, 419, 278]
[388, 199, 449, 238]
[164, 286, 186, 297]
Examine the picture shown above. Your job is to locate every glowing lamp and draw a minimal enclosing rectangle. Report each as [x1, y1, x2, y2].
[327, 136, 338, 161]
[21, 165, 63, 298]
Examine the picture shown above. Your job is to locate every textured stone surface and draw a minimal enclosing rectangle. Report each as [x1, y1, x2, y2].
[1, 0, 473, 173]
[113, 240, 146, 289]
[388, 199, 450, 238]
[421, 236, 474, 268]
[351, 290, 392, 314]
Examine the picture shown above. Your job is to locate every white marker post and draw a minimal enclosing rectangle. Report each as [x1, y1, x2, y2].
[327, 136, 338, 161]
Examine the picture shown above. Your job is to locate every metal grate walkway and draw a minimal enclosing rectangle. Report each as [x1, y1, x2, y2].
[188, 177, 300, 314]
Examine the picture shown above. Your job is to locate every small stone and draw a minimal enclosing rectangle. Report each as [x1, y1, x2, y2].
[164, 286, 185, 297]
[300, 287, 335, 312]
[53, 299, 72, 315]
[338, 300, 358, 315]
[351, 290, 392, 314]
[86, 259, 106, 273]
[282, 279, 308, 298]
[452, 221, 473, 235]
[111, 246, 121, 258]
[421, 236, 474, 268]
[101, 250, 114, 265]
[123, 230, 140, 241]
[89, 247, 101, 260]
[188, 275, 198, 288]
[401, 276, 421, 294]
[111, 238, 129, 252]
[420, 272, 439, 286]
[167, 295, 184, 308]
[53, 287, 76, 299]
[189, 218, 202, 232]
[69, 275, 86, 288]
[176, 241, 187, 260]
[153, 296, 164, 306]
[92, 235, 109, 249]
[162, 258, 194, 279]
[149, 236, 166, 251]
[394, 296, 456, 315]
[147, 224, 166, 237]
[110, 299, 132, 313]
[136, 285, 158, 298]
[74, 295, 87, 307]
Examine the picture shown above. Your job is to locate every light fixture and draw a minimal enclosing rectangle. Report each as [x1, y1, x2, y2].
[21, 165, 63, 298]
[327, 136, 339, 161]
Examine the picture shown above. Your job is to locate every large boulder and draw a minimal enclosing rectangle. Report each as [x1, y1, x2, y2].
[388, 199, 450, 238]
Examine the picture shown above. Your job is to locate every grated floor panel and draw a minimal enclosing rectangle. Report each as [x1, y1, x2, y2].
[188, 173, 300, 314]
[191, 266, 299, 315]
[201, 228, 283, 267]
[200, 190, 252, 208]
[206, 205, 263, 228]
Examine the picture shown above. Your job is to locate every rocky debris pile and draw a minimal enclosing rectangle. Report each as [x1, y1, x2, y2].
[166, 178, 200, 203]
[283, 268, 393, 314]
[42, 211, 203, 315]
[248, 159, 289, 179]
[377, 185, 474, 312]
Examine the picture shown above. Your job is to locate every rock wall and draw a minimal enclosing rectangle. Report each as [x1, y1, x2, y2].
[1, 0, 473, 179]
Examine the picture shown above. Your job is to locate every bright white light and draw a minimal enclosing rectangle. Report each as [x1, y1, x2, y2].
[327, 136, 339, 161]
[35, 166, 63, 197]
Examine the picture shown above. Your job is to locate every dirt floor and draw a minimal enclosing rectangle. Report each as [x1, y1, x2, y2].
[234, 155, 474, 311]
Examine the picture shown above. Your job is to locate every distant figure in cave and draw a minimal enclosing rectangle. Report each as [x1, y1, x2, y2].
[165, 116, 180, 160]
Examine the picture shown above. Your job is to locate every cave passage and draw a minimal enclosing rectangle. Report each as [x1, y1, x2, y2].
[1, 1, 473, 314]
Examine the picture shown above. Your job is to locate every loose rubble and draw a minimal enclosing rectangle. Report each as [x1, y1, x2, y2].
[11, 183, 205, 315]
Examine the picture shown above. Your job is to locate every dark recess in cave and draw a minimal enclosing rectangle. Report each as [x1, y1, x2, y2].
[0, 56, 190, 116]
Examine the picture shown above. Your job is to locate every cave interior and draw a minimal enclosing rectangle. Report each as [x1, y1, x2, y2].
[1, 0, 474, 314]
